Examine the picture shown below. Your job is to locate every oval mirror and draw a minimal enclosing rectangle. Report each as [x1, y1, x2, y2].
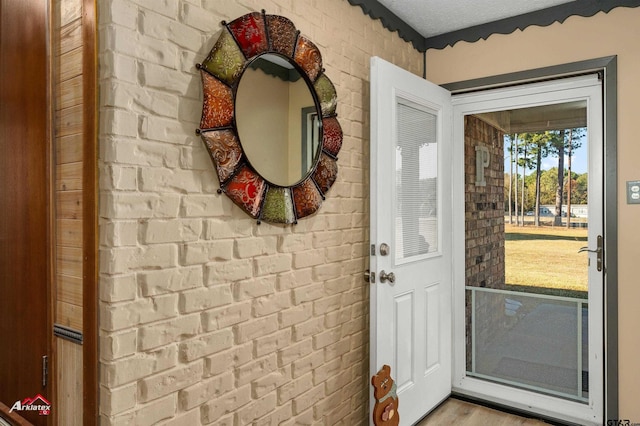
[235, 54, 321, 187]
[197, 11, 342, 224]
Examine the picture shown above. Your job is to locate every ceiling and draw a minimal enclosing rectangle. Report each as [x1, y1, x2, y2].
[476, 101, 587, 134]
[376, 0, 575, 38]
[348, 0, 640, 50]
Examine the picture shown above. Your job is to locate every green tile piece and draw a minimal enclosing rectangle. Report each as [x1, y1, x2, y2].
[261, 187, 295, 224]
[201, 30, 245, 86]
[314, 74, 337, 117]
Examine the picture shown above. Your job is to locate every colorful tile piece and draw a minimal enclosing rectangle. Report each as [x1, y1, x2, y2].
[227, 12, 268, 59]
[266, 15, 297, 58]
[200, 129, 243, 184]
[314, 74, 337, 117]
[293, 179, 323, 219]
[199, 70, 234, 130]
[294, 35, 322, 83]
[321, 117, 342, 157]
[223, 165, 266, 218]
[201, 29, 245, 86]
[261, 187, 295, 224]
[313, 154, 338, 195]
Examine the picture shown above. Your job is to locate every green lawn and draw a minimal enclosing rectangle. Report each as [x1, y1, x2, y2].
[504, 224, 589, 297]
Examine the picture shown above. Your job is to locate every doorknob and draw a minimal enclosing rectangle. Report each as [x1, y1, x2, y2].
[379, 270, 395, 284]
[578, 235, 603, 272]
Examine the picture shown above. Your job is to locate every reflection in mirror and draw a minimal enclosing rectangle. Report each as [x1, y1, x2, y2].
[301, 106, 320, 176]
[236, 54, 321, 187]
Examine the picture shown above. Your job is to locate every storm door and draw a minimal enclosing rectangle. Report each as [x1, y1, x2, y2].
[451, 75, 604, 426]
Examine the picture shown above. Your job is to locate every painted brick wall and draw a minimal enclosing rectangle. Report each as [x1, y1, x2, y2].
[97, 0, 422, 424]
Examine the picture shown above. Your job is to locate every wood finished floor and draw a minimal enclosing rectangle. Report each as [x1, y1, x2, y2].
[417, 398, 551, 425]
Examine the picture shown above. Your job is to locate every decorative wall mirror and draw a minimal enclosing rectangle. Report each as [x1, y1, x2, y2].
[196, 10, 342, 224]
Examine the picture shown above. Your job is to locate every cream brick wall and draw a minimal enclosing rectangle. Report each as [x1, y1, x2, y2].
[98, 0, 422, 424]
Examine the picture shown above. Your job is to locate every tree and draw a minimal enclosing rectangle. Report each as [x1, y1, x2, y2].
[575, 173, 588, 204]
[539, 168, 559, 205]
[519, 140, 528, 225]
[546, 130, 565, 225]
[514, 134, 519, 225]
[504, 134, 517, 224]
[565, 128, 585, 226]
[513, 135, 539, 226]
[566, 129, 573, 227]
[523, 173, 538, 212]
[503, 134, 521, 225]
[548, 128, 584, 225]
[520, 132, 554, 226]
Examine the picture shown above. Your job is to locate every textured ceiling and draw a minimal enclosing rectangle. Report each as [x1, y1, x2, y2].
[377, 0, 576, 37]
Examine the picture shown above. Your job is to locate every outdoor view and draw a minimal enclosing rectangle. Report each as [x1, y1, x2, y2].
[467, 101, 591, 404]
[504, 127, 588, 297]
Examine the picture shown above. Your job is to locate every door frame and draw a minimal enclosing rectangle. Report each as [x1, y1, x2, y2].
[79, 0, 99, 422]
[452, 75, 604, 424]
[443, 56, 618, 421]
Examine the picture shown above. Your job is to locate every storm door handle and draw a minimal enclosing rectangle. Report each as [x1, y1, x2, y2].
[578, 235, 603, 272]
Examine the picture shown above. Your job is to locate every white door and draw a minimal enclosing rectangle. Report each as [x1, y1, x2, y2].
[451, 75, 604, 426]
[369, 56, 453, 425]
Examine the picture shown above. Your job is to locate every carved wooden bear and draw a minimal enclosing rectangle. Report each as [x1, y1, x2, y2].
[371, 364, 399, 426]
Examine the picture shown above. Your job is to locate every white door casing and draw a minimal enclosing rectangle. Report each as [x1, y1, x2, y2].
[370, 56, 453, 426]
[450, 75, 604, 426]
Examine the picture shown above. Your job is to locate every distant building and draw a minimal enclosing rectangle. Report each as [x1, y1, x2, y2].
[542, 204, 588, 218]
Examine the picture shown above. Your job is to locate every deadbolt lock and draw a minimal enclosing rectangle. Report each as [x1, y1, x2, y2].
[364, 269, 375, 283]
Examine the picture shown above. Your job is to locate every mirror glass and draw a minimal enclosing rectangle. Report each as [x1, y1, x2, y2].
[236, 54, 321, 187]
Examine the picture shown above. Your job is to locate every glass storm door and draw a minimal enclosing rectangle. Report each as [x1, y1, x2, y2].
[451, 75, 604, 426]
[369, 56, 453, 425]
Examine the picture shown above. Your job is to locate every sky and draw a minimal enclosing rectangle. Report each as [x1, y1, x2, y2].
[504, 132, 588, 175]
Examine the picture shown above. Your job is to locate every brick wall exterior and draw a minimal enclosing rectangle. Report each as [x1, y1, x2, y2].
[97, 0, 422, 424]
[464, 115, 505, 288]
[464, 115, 505, 366]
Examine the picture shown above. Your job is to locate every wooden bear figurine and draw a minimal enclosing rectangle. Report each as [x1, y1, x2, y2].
[371, 364, 399, 426]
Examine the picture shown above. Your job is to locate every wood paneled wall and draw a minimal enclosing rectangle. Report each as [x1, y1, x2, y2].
[55, 0, 84, 332]
[53, 0, 89, 424]
[56, 339, 83, 425]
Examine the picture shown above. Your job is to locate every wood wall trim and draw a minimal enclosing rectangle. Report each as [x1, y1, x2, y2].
[81, 0, 97, 423]
[0, 401, 34, 426]
[47, 0, 58, 424]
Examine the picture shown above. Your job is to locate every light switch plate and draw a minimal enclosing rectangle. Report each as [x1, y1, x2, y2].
[627, 180, 640, 204]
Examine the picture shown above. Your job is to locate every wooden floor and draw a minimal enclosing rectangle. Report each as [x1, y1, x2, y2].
[417, 398, 551, 425]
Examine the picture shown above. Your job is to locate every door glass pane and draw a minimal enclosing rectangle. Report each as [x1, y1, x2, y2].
[395, 100, 438, 263]
[464, 100, 590, 403]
